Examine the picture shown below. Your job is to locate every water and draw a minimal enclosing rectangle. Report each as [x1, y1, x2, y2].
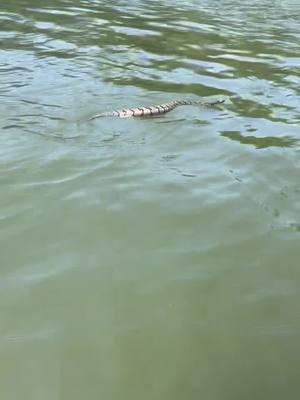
[1, 0, 300, 398]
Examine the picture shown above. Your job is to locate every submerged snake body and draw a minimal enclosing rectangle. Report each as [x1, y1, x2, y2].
[88, 99, 224, 120]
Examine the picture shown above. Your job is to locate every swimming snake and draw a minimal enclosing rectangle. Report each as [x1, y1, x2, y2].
[88, 99, 224, 120]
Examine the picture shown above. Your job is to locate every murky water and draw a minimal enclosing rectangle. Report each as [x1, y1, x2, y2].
[1, 0, 300, 398]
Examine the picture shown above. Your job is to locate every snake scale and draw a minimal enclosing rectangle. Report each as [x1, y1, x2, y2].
[88, 99, 224, 120]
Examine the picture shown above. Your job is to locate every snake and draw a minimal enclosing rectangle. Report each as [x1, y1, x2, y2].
[88, 99, 224, 120]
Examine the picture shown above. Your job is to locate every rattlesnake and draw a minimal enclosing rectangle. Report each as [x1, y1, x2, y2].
[88, 99, 224, 120]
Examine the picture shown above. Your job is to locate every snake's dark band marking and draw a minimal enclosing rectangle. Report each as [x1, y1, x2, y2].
[137, 107, 144, 116]
[88, 99, 224, 120]
[144, 107, 152, 115]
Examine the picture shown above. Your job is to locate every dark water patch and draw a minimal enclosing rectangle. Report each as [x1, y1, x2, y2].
[221, 130, 299, 149]
[2, 124, 26, 131]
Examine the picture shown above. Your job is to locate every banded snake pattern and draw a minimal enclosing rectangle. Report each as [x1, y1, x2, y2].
[88, 99, 224, 120]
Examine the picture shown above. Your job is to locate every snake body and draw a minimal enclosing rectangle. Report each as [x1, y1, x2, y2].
[88, 99, 224, 120]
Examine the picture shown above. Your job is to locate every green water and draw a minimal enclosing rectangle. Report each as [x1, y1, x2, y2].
[1, 0, 300, 398]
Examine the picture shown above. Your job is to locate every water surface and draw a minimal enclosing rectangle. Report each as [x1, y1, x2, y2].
[0, 0, 300, 399]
